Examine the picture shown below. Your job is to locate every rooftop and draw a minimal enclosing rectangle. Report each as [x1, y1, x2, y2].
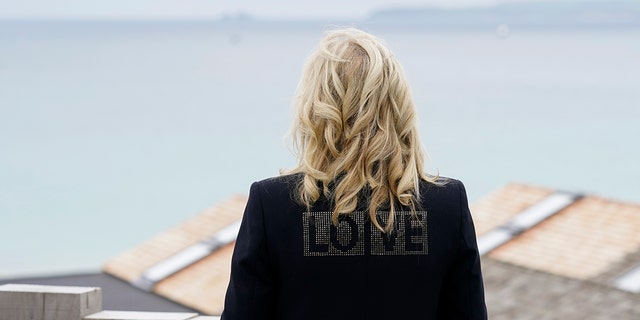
[4, 182, 640, 318]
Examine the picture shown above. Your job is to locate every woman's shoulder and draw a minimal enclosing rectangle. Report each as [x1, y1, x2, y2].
[420, 175, 464, 190]
[418, 175, 468, 204]
[255, 173, 302, 186]
[249, 173, 303, 195]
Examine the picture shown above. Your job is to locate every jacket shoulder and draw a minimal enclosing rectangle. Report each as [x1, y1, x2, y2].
[250, 173, 302, 200]
[254, 173, 301, 188]
[420, 175, 464, 195]
[416, 176, 469, 214]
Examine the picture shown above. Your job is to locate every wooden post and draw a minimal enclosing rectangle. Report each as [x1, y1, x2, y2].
[0, 284, 102, 320]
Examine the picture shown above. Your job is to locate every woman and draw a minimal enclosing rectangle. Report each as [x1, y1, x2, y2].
[221, 28, 487, 320]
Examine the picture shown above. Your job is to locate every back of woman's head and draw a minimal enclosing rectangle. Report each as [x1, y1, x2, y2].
[290, 27, 434, 231]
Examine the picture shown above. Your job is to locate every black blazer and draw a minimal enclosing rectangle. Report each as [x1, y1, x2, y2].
[221, 174, 487, 320]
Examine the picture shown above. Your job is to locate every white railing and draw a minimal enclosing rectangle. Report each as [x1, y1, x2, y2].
[0, 284, 219, 320]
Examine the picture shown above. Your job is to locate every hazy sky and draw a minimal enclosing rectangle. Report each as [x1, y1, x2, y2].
[0, 0, 572, 20]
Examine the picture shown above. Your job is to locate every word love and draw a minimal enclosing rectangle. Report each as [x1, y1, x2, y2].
[302, 211, 428, 256]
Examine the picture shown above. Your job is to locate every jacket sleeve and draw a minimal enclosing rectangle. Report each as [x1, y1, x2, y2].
[221, 182, 276, 320]
[437, 181, 488, 319]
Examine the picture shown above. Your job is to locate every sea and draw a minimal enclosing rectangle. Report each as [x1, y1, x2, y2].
[1, 20, 639, 278]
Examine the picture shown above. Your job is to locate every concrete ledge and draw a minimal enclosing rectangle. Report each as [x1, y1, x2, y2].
[0, 284, 221, 320]
[0, 284, 102, 320]
[84, 310, 199, 320]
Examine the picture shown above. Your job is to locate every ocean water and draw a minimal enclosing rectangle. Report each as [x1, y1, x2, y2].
[1, 21, 639, 278]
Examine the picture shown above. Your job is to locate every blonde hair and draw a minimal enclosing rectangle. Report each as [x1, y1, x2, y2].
[288, 27, 437, 232]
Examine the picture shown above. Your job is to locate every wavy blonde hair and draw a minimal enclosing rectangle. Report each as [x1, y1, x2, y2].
[288, 28, 437, 232]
